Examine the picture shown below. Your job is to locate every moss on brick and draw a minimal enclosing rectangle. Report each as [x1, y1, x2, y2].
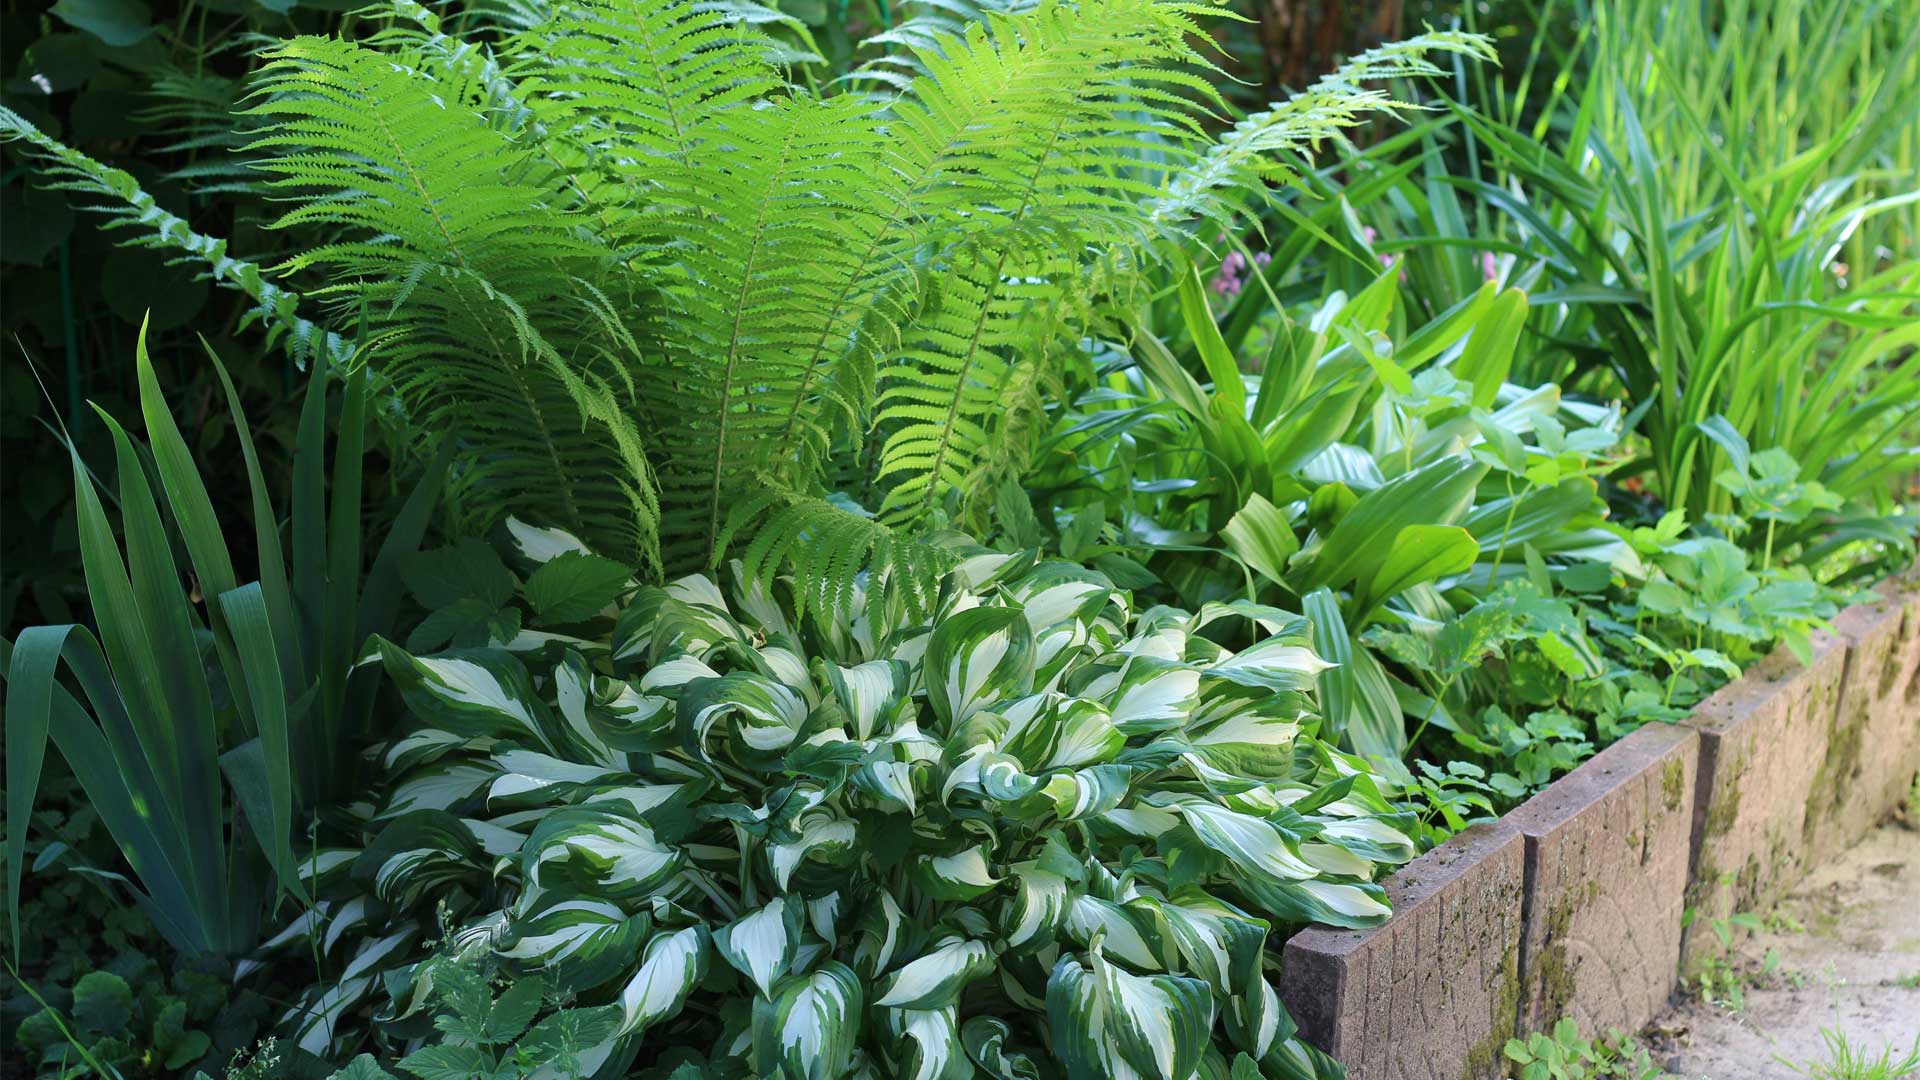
[1804, 698, 1863, 842]
[1461, 941, 1521, 1080]
[1704, 774, 1742, 837]
[1662, 757, 1685, 813]
[1528, 880, 1600, 1026]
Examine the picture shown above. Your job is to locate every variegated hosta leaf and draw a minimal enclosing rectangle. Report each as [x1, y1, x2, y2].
[615, 925, 708, 1037]
[768, 806, 859, 890]
[1047, 947, 1216, 1080]
[962, 1016, 1045, 1080]
[1039, 764, 1132, 820]
[374, 640, 555, 748]
[911, 845, 1002, 901]
[500, 896, 648, 992]
[1183, 713, 1302, 780]
[353, 810, 483, 906]
[753, 961, 865, 1080]
[1100, 657, 1201, 735]
[1200, 632, 1337, 694]
[1004, 866, 1071, 951]
[715, 896, 803, 997]
[680, 671, 810, 757]
[1232, 875, 1393, 930]
[822, 658, 911, 740]
[1064, 895, 1159, 971]
[524, 805, 684, 901]
[874, 935, 996, 1009]
[1156, 796, 1319, 883]
[884, 1005, 973, 1080]
[925, 607, 1036, 729]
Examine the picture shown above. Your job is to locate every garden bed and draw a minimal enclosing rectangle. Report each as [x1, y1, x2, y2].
[1277, 564, 1920, 1080]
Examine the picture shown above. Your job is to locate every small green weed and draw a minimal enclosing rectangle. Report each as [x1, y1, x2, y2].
[1776, 1029, 1920, 1080]
[1503, 1018, 1674, 1079]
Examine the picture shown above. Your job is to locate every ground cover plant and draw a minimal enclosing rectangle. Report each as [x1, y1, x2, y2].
[268, 533, 1414, 1077]
[3, 0, 1918, 1077]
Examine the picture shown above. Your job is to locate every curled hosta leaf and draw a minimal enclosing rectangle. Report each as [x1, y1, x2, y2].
[616, 926, 708, 1037]
[754, 962, 865, 1080]
[1047, 947, 1215, 1080]
[875, 936, 997, 1009]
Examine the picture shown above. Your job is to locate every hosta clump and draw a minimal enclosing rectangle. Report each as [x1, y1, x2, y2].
[287, 536, 1415, 1079]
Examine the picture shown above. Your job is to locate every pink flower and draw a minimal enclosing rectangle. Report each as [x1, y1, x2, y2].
[1480, 251, 1499, 281]
[1209, 251, 1248, 298]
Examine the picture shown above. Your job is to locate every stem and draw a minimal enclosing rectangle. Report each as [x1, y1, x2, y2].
[1403, 674, 1456, 759]
[1489, 474, 1519, 585]
[1762, 517, 1777, 573]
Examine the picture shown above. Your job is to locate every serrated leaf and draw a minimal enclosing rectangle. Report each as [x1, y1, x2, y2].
[525, 552, 633, 624]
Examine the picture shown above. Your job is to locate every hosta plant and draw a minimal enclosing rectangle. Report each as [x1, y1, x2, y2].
[277, 535, 1416, 1079]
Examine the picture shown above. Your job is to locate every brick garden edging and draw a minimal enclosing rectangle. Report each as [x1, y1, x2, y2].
[1279, 570, 1920, 1079]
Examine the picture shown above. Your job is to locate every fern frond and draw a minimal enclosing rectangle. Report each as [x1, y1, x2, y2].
[1149, 30, 1499, 234]
[0, 105, 351, 369]
[869, 0, 1219, 526]
[730, 493, 954, 620]
[246, 37, 661, 567]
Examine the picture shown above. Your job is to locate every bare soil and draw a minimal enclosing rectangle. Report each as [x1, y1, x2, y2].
[1641, 820, 1920, 1078]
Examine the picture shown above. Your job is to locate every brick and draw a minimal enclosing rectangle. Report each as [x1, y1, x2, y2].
[1280, 820, 1524, 1080]
[1802, 590, 1920, 856]
[1505, 723, 1698, 1037]
[1680, 631, 1847, 969]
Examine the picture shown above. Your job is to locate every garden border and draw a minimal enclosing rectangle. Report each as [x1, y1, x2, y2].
[1278, 563, 1920, 1080]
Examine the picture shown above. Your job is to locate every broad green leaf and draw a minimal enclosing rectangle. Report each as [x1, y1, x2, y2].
[526, 551, 634, 624]
[51, 0, 154, 45]
[1219, 495, 1299, 588]
[1296, 455, 1489, 593]
[1357, 525, 1480, 619]
[1454, 287, 1528, 408]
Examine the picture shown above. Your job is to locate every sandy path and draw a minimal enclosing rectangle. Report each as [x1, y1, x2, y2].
[1642, 821, 1920, 1078]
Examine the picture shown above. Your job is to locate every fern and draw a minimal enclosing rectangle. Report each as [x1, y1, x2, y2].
[1150, 32, 1499, 234]
[0, 106, 350, 368]
[6, 0, 1489, 615]
[246, 35, 662, 567]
